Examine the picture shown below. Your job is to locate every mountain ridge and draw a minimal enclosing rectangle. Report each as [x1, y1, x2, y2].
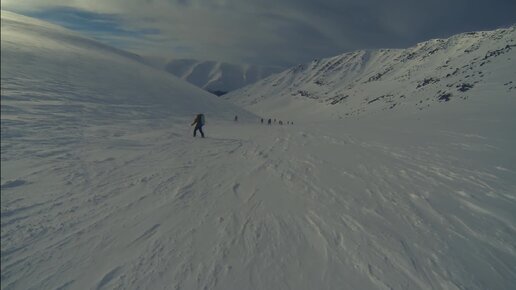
[0, 10, 253, 123]
[224, 25, 516, 120]
[163, 58, 283, 95]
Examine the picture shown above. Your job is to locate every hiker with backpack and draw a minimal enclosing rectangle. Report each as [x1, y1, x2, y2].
[191, 113, 205, 138]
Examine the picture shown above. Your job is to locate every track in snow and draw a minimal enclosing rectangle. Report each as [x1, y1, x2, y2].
[2, 118, 515, 290]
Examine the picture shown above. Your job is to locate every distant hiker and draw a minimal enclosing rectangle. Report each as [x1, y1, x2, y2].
[261, 118, 264, 124]
[191, 113, 205, 138]
[274, 118, 276, 123]
[234, 115, 238, 122]
[279, 120, 283, 125]
[268, 118, 272, 125]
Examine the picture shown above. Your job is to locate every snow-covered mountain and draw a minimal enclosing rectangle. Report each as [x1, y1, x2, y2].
[0, 12, 252, 123]
[225, 26, 516, 121]
[163, 59, 282, 96]
[1, 11, 253, 287]
[2, 11, 516, 290]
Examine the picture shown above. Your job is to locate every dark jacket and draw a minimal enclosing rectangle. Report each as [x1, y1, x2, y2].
[191, 114, 205, 127]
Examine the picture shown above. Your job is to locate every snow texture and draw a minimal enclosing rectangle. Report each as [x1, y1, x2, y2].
[2, 11, 516, 290]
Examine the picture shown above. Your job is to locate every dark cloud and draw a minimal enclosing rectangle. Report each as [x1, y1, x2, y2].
[3, 0, 515, 67]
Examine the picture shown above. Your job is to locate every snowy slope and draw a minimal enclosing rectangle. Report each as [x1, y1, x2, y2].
[164, 59, 282, 95]
[0, 11, 254, 122]
[225, 26, 516, 121]
[2, 11, 516, 290]
[0, 11, 253, 288]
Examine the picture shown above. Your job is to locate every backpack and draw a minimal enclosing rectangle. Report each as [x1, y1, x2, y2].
[199, 114, 205, 125]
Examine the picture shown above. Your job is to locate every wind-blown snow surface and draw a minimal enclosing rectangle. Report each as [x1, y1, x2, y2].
[2, 11, 516, 290]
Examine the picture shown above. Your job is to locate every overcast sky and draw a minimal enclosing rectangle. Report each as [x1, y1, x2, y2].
[2, 0, 515, 67]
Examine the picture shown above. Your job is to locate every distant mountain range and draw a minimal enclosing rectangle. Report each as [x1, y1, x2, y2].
[224, 26, 516, 120]
[159, 59, 282, 96]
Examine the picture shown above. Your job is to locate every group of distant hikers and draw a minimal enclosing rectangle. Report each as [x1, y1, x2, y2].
[260, 118, 293, 126]
[191, 113, 293, 138]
